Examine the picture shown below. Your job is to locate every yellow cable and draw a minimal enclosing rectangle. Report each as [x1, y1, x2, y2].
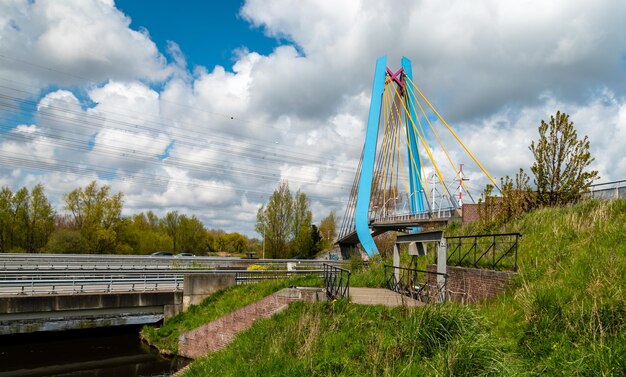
[388, 88, 411, 197]
[392, 83, 447, 192]
[406, 85, 471, 194]
[389, 84, 433, 205]
[406, 76, 499, 190]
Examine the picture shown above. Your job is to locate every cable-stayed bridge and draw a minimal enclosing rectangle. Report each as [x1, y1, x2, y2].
[337, 56, 498, 256]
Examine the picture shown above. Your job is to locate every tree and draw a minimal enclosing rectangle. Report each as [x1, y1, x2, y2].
[0, 187, 13, 252]
[309, 224, 322, 258]
[530, 111, 598, 206]
[26, 184, 55, 252]
[44, 229, 89, 254]
[64, 181, 124, 253]
[224, 232, 248, 254]
[499, 169, 536, 223]
[11, 187, 29, 250]
[319, 211, 337, 249]
[178, 215, 206, 254]
[290, 190, 313, 257]
[128, 212, 172, 254]
[255, 181, 293, 258]
[161, 211, 180, 253]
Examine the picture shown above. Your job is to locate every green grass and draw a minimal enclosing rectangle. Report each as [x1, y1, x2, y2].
[154, 199, 626, 375]
[141, 275, 321, 353]
[464, 199, 626, 375]
[184, 301, 514, 377]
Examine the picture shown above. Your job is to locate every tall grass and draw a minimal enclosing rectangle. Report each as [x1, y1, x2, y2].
[163, 199, 626, 375]
[184, 302, 513, 377]
[473, 199, 626, 375]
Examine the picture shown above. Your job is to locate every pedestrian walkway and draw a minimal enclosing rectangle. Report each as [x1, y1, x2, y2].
[349, 287, 423, 307]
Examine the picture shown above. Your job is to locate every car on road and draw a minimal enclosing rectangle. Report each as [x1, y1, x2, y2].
[151, 251, 173, 257]
[175, 253, 195, 258]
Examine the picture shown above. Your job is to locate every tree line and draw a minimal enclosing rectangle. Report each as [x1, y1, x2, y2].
[255, 181, 337, 259]
[0, 181, 254, 255]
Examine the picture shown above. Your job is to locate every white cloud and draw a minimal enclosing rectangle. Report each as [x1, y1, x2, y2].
[1, 0, 625, 236]
[0, 0, 171, 90]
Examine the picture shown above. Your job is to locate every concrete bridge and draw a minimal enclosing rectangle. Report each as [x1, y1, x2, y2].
[0, 273, 237, 335]
[0, 254, 335, 335]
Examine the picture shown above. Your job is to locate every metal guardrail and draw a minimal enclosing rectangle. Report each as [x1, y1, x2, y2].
[445, 232, 521, 271]
[587, 180, 626, 200]
[0, 274, 183, 295]
[323, 263, 351, 299]
[0, 253, 347, 271]
[235, 270, 324, 285]
[0, 269, 325, 296]
[384, 265, 447, 303]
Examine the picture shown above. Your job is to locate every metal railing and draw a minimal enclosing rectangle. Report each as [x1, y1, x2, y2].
[0, 253, 347, 271]
[235, 269, 324, 285]
[371, 208, 459, 225]
[384, 265, 447, 303]
[445, 232, 521, 271]
[587, 180, 626, 200]
[0, 269, 325, 296]
[0, 274, 184, 295]
[323, 263, 351, 299]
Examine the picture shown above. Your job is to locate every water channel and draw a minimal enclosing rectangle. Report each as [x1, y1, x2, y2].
[0, 325, 181, 377]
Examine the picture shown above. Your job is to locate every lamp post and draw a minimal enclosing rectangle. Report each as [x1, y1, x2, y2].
[382, 196, 399, 218]
[262, 223, 266, 259]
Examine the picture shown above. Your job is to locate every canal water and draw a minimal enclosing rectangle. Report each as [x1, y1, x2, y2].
[0, 325, 181, 377]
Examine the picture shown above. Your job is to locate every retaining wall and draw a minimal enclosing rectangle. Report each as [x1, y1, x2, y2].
[427, 265, 516, 303]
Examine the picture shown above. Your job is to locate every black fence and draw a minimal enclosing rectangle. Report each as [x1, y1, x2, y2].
[323, 263, 351, 299]
[384, 265, 447, 303]
[445, 232, 521, 271]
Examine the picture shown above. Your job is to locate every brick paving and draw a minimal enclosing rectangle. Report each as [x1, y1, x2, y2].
[178, 287, 323, 359]
[349, 287, 423, 307]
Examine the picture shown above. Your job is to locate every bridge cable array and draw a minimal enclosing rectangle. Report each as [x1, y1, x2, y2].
[338, 64, 499, 241]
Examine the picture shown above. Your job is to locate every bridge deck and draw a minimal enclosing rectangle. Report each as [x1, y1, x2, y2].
[338, 210, 461, 246]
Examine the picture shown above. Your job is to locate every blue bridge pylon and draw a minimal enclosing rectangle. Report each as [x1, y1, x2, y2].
[337, 56, 499, 256]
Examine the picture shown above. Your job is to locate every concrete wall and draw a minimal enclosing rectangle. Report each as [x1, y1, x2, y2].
[182, 274, 236, 310]
[427, 265, 516, 303]
[0, 291, 182, 335]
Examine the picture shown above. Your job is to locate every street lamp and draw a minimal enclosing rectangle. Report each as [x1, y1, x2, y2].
[262, 223, 266, 259]
[382, 196, 399, 218]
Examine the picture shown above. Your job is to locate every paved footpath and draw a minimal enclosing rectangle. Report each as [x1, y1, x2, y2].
[349, 287, 423, 307]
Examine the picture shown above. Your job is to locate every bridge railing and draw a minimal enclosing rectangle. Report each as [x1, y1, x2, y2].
[384, 265, 447, 303]
[445, 232, 521, 271]
[0, 273, 184, 295]
[371, 207, 459, 224]
[0, 269, 325, 296]
[323, 263, 351, 299]
[235, 269, 324, 285]
[586, 180, 626, 200]
[0, 253, 346, 271]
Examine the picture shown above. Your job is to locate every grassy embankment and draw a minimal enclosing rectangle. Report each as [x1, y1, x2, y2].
[141, 275, 321, 354]
[146, 199, 626, 375]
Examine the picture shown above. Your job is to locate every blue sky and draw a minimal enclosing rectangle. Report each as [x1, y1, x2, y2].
[116, 0, 281, 71]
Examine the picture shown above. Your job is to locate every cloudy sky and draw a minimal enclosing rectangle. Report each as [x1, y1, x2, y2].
[0, 0, 624, 236]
